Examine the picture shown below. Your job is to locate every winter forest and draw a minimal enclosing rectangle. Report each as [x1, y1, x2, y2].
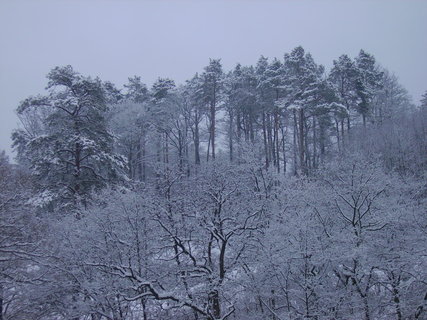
[1, 46, 427, 320]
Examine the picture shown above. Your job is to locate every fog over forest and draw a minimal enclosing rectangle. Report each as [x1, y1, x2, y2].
[1, 2, 427, 320]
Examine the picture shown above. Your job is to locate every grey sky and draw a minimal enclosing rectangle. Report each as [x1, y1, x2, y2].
[1, 0, 426, 157]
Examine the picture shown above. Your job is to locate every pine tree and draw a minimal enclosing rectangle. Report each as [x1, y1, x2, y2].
[285, 47, 324, 174]
[329, 54, 358, 131]
[13, 65, 127, 210]
[124, 76, 149, 103]
[355, 50, 383, 126]
[224, 64, 257, 162]
[201, 59, 224, 161]
[183, 74, 204, 165]
[150, 78, 176, 172]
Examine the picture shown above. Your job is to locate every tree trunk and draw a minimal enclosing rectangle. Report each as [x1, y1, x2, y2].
[304, 120, 311, 171]
[347, 113, 351, 131]
[393, 286, 402, 320]
[74, 140, 82, 207]
[137, 136, 143, 181]
[267, 113, 274, 168]
[262, 112, 269, 169]
[142, 133, 146, 181]
[178, 130, 184, 172]
[313, 116, 317, 169]
[142, 298, 148, 320]
[280, 124, 287, 173]
[0, 284, 3, 320]
[236, 110, 242, 163]
[206, 130, 211, 162]
[274, 108, 280, 173]
[319, 120, 326, 162]
[156, 132, 161, 182]
[335, 118, 341, 152]
[270, 289, 277, 320]
[194, 113, 201, 165]
[298, 108, 306, 175]
[341, 120, 345, 148]
[229, 110, 233, 162]
[209, 290, 221, 319]
[128, 143, 133, 179]
[210, 90, 216, 159]
[363, 296, 370, 320]
[164, 132, 169, 165]
[293, 110, 298, 176]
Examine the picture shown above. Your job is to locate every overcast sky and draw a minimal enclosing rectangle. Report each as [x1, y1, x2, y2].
[1, 0, 426, 157]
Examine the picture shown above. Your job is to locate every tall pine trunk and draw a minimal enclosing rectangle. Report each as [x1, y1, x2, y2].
[229, 110, 233, 162]
[280, 124, 287, 173]
[262, 111, 269, 168]
[142, 132, 146, 181]
[137, 135, 143, 181]
[210, 85, 216, 160]
[194, 111, 200, 165]
[313, 116, 317, 169]
[236, 110, 242, 163]
[274, 108, 280, 173]
[267, 113, 274, 168]
[298, 108, 306, 175]
[293, 110, 298, 176]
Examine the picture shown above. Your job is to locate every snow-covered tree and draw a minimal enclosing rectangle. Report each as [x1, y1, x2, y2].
[284, 46, 325, 174]
[355, 50, 383, 126]
[371, 69, 413, 122]
[201, 59, 224, 161]
[329, 54, 359, 132]
[12, 65, 127, 210]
